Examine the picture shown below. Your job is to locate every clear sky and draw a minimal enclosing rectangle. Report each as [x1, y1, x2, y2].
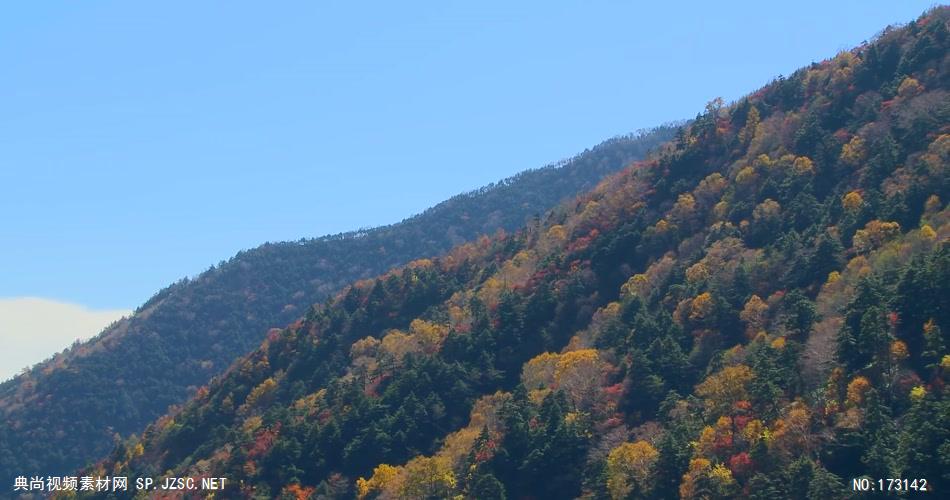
[0, 0, 936, 313]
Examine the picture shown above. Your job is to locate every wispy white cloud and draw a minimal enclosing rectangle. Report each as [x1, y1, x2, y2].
[0, 297, 131, 382]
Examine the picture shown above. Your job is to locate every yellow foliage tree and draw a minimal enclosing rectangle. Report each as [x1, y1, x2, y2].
[924, 194, 942, 214]
[673, 193, 697, 223]
[709, 463, 738, 495]
[740, 295, 769, 337]
[830, 51, 858, 90]
[741, 419, 766, 446]
[792, 156, 815, 175]
[242, 415, 263, 436]
[686, 262, 711, 284]
[409, 319, 449, 354]
[695, 173, 727, 205]
[606, 441, 659, 499]
[697, 425, 717, 456]
[689, 292, 715, 322]
[771, 406, 813, 458]
[679, 458, 711, 499]
[696, 365, 754, 416]
[401, 456, 456, 499]
[554, 349, 607, 409]
[736, 166, 757, 187]
[547, 224, 567, 242]
[380, 330, 421, 362]
[522, 352, 560, 390]
[842, 191, 864, 212]
[479, 276, 506, 310]
[753, 199, 781, 222]
[738, 106, 760, 145]
[244, 377, 278, 410]
[852, 220, 901, 253]
[356, 463, 401, 499]
[898, 76, 923, 98]
[890, 340, 909, 363]
[620, 273, 649, 298]
[713, 201, 729, 220]
[846, 376, 871, 406]
[350, 336, 380, 359]
[407, 258, 434, 269]
[840, 136, 866, 166]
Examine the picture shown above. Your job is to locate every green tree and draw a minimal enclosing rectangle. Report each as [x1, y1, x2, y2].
[837, 279, 890, 373]
[899, 389, 950, 491]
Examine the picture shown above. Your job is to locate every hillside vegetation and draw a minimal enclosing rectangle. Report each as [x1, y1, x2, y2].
[0, 126, 676, 485]
[75, 7, 950, 499]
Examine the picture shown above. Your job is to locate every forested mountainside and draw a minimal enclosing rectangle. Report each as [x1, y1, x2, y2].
[74, 7, 950, 499]
[0, 126, 676, 485]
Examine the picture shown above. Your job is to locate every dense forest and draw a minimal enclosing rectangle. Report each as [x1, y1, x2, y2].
[68, 7, 950, 499]
[0, 125, 676, 487]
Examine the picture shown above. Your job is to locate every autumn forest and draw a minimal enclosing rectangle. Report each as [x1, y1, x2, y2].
[3, 5, 950, 500]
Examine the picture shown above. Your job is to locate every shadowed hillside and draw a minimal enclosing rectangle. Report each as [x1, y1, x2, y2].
[0, 126, 676, 485]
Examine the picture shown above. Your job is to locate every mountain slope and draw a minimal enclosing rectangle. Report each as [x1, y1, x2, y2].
[0, 126, 676, 484]
[79, 7, 950, 499]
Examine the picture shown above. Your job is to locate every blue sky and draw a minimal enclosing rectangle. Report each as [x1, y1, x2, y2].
[0, 1, 936, 311]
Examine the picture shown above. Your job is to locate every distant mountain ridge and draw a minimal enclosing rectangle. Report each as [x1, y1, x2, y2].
[0, 125, 677, 484]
